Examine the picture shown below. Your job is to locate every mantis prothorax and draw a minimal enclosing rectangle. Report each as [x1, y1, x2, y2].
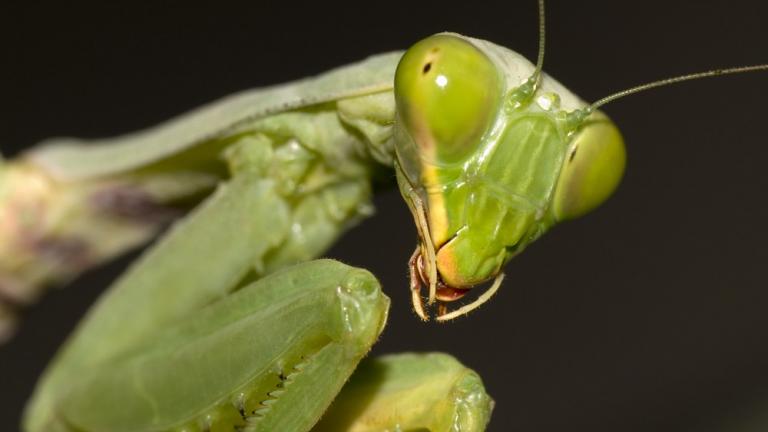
[2, 1, 767, 431]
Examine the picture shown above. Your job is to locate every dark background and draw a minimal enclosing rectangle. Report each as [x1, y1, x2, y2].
[2, 1, 768, 431]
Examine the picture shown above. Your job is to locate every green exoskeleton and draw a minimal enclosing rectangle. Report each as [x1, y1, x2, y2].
[17, 26, 499, 432]
[5, 1, 767, 430]
[16, 52, 494, 431]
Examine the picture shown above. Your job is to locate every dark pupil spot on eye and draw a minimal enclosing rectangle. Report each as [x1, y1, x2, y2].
[569, 146, 578, 162]
[422, 62, 432, 74]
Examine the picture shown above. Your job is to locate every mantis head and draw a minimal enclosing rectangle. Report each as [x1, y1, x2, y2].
[393, 33, 626, 320]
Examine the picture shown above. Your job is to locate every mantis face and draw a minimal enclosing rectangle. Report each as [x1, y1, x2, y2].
[394, 33, 626, 319]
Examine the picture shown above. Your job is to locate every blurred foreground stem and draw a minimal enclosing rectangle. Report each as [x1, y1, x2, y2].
[0, 155, 217, 342]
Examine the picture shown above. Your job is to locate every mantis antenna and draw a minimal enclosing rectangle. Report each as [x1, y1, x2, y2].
[527, 0, 546, 93]
[533, 0, 546, 79]
[588, 64, 768, 112]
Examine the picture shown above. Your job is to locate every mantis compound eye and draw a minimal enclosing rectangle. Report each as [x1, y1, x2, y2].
[395, 34, 502, 164]
[552, 112, 626, 220]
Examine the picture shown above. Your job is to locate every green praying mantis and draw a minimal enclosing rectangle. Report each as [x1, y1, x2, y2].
[3, 1, 768, 430]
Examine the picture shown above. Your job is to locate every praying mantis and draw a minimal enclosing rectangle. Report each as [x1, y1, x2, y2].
[1, 0, 768, 432]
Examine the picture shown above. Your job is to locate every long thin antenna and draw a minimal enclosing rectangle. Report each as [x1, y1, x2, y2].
[589, 64, 768, 111]
[533, 0, 546, 79]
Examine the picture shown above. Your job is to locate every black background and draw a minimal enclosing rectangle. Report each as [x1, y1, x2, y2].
[2, 1, 768, 431]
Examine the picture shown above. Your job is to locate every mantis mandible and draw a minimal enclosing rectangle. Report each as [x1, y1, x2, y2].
[2, 0, 768, 431]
